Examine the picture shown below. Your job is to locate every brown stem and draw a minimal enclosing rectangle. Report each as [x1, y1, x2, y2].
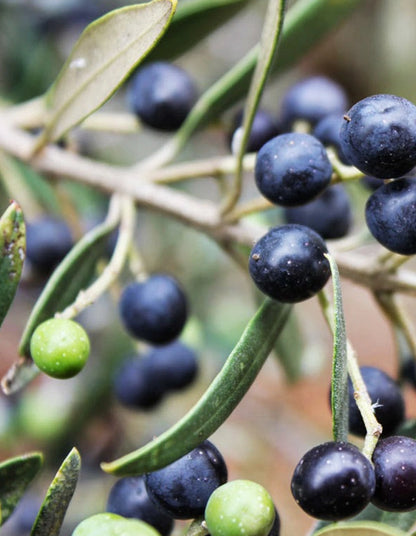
[1, 119, 416, 297]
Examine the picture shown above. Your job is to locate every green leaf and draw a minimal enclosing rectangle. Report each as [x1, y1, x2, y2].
[223, 0, 286, 212]
[397, 419, 416, 439]
[273, 310, 304, 383]
[12, 160, 61, 216]
[0, 215, 118, 395]
[173, 0, 360, 150]
[237, 0, 286, 149]
[380, 510, 416, 533]
[0, 151, 57, 217]
[313, 521, 408, 536]
[101, 298, 291, 476]
[41, 0, 177, 145]
[148, 0, 250, 61]
[319, 490, 416, 531]
[326, 253, 349, 443]
[0, 201, 25, 328]
[19, 216, 118, 358]
[31, 448, 81, 536]
[0, 452, 43, 526]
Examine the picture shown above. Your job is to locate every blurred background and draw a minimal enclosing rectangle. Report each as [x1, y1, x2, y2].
[1, 1, 416, 535]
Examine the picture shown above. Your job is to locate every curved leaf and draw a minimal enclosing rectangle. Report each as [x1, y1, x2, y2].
[173, 0, 361, 149]
[0, 214, 119, 395]
[0, 201, 25, 328]
[223, 0, 286, 212]
[12, 160, 61, 215]
[380, 510, 416, 533]
[315, 483, 416, 532]
[18, 216, 119, 358]
[31, 448, 81, 536]
[101, 298, 290, 476]
[0, 452, 43, 526]
[313, 521, 408, 536]
[273, 309, 304, 383]
[148, 0, 250, 61]
[41, 0, 177, 144]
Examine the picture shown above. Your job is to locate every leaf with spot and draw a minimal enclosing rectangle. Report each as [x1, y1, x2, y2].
[0, 452, 43, 526]
[0, 201, 25, 328]
[1, 213, 118, 395]
[40, 0, 177, 145]
[31, 448, 81, 536]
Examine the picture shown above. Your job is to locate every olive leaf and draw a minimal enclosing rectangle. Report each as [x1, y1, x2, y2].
[101, 298, 291, 476]
[11, 160, 61, 215]
[149, 0, 250, 61]
[223, 0, 286, 212]
[317, 491, 416, 533]
[313, 521, 408, 536]
[0, 201, 25, 328]
[1, 214, 119, 395]
[40, 0, 177, 145]
[326, 253, 349, 443]
[173, 0, 361, 151]
[31, 447, 81, 536]
[397, 419, 416, 439]
[0, 151, 59, 217]
[0, 452, 43, 526]
[273, 310, 305, 383]
[18, 215, 119, 358]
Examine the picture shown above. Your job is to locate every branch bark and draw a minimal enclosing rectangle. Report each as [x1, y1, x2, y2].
[0, 117, 416, 296]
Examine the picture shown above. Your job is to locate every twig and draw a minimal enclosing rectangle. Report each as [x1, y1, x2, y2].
[327, 147, 364, 183]
[0, 121, 416, 296]
[374, 291, 416, 360]
[56, 194, 133, 320]
[148, 153, 255, 184]
[318, 289, 382, 459]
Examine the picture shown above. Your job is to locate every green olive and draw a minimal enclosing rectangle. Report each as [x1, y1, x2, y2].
[72, 513, 161, 536]
[30, 318, 90, 379]
[205, 479, 275, 536]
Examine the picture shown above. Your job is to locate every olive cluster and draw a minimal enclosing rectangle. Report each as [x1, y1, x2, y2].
[22, 62, 416, 535]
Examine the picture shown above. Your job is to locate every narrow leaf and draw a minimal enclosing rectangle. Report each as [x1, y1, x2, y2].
[173, 0, 360, 149]
[101, 298, 291, 476]
[0, 452, 43, 526]
[18, 216, 119, 358]
[223, 0, 286, 212]
[12, 160, 61, 215]
[273, 310, 304, 383]
[319, 485, 416, 531]
[31, 448, 81, 536]
[380, 506, 416, 532]
[148, 0, 250, 61]
[42, 0, 177, 144]
[0, 151, 48, 217]
[313, 521, 408, 536]
[1, 356, 38, 396]
[397, 419, 416, 439]
[326, 253, 349, 443]
[1, 215, 118, 395]
[0, 201, 25, 328]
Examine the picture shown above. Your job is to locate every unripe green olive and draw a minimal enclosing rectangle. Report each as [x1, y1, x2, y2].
[30, 318, 90, 379]
[205, 479, 275, 536]
[72, 513, 161, 536]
